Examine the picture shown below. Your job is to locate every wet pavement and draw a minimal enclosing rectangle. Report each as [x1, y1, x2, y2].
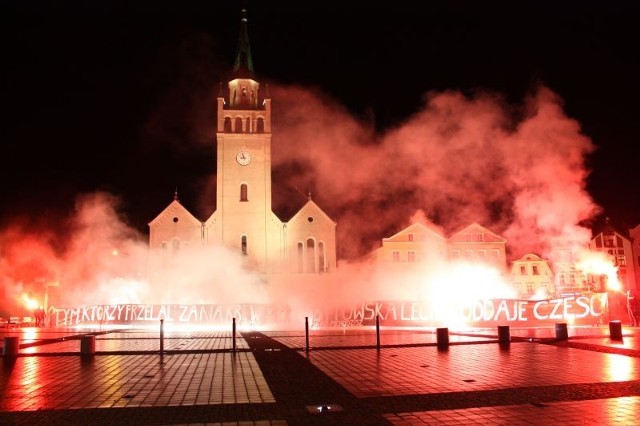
[2, 323, 640, 425]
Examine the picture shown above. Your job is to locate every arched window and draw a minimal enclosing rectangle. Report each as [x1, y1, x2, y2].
[234, 117, 243, 133]
[318, 241, 326, 272]
[306, 238, 316, 273]
[224, 117, 232, 132]
[240, 184, 248, 201]
[241, 235, 247, 255]
[245, 117, 251, 133]
[257, 117, 265, 133]
[297, 242, 304, 273]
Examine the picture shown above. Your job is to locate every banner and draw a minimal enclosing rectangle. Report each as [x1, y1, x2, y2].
[51, 293, 612, 328]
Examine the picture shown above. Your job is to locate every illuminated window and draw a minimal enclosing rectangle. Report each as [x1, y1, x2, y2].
[392, 251, 400, 263]
[240, 184, 248, 201]
[241, 236, 247, 255]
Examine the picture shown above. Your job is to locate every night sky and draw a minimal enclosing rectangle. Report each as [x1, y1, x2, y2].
[4, 1, 640, 246]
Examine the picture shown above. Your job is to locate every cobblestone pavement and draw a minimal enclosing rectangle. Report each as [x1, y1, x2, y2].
[2, 325, 640, 425]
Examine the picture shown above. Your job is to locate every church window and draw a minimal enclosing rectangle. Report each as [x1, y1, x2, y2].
[319, 241, 326, 272]
[297, 242, 304, 272]
[257, 117, 265, 133]
[240, 184, 248, 201]
[235, 117, 243, 133]
[241, 235, 247, 255]
[306, 238, 316, 273]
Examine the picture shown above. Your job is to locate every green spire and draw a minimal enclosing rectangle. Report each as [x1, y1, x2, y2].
[232, 6, 254, 78]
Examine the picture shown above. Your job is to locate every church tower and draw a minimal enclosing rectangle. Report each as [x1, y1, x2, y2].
[204, 7, 282, 273]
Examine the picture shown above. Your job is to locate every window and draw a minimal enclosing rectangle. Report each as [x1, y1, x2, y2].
[240, 184, 248, 201]
[408, 251, 416, 262]
[392, 251, 400, 263]
[408, 233, 414, 242]
[224, 117, 232, 132]
[241, 236, 247, 255]
[235, 117, 243, 133]
[451, 250, 460, 260]
[520, 265, 527, 275]
[257, 117, 265, 133]
[532, 265, 540, 275]
[464, 250, 473, 260]
[297, 242, 304, 272]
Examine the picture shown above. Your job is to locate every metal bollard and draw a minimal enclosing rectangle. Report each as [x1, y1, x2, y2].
[305, 316, 310, 353]
[376, 315, 380, 351]
[81, 335, 95, 356]
[498, 325, 510, 345]
[436, 327, 449, 349]
[158, 318, 165, 356]
[555, 322, 568, 340]
[3, 336, 20, 357]
[609, 320, 623, 340]
[232, 317, 237, 353]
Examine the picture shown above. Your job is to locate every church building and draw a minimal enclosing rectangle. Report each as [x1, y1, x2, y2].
[148, 8, 337, 277]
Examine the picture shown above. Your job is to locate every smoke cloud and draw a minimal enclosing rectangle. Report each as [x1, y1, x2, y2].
[0, 76, 602, 319]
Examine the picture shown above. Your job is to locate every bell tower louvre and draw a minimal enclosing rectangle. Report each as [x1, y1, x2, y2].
[148, 6, 337, 277]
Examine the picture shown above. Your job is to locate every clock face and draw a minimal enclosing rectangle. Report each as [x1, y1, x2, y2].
[236, 150, 251, 166]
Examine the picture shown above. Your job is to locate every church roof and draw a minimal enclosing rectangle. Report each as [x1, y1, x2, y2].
[232, 6, 255, 79]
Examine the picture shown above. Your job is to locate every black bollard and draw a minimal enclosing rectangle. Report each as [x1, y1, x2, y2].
[436, 327, 449, 349]
[555, 322, 568, 340]
[305, 316, 310, 353]
[376, 315, 380, 351]
[232, 317, 237, 353]
[81, 335, 96, 356]
[159, 318, 164, 355]
[498, 325, 510, 345]
[609, 320, 623, 340]
[3, 336, 20, 358]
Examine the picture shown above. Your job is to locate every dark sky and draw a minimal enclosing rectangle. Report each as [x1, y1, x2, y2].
[3, 1, 640, 239]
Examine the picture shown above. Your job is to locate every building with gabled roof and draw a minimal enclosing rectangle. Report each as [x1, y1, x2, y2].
[148, 7, 336, 277]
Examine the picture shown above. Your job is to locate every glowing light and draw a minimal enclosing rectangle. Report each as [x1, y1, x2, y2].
[20, 293, 39, 311]
[576, 250, 620, 291]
